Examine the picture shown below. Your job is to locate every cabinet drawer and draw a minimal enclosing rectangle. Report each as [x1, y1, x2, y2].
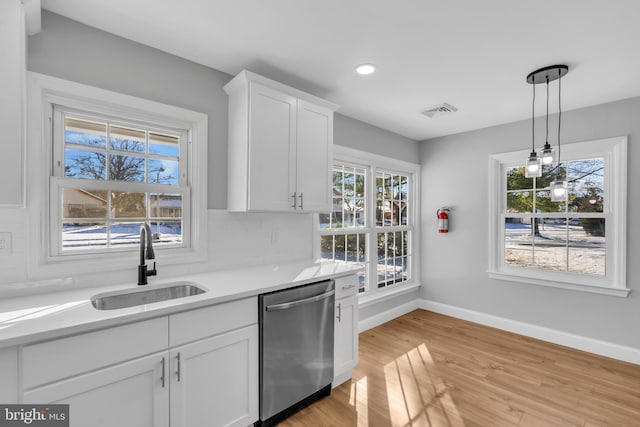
[169, 297, 257, 347]
[22, 317, 168, 389]
[335, 275, 359, 300]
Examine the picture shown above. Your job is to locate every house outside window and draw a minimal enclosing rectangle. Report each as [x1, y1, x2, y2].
[488, 136, 628, 297]
[317, 146, 420, 297]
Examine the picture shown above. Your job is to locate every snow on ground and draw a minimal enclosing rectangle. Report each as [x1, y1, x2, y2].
[505, 223, 605, 276]
[62, 223, 181, 249]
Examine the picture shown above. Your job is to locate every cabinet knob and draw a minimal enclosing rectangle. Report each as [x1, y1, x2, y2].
[298, 192, 304, 210]
[291, 192, 297, 210]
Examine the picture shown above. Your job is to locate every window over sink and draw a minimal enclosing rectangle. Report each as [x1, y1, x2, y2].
[27, 73, 208, 276]
[52, 109, 189, 254]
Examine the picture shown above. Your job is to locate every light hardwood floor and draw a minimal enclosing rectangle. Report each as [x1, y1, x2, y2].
[280, 309, 640, 427]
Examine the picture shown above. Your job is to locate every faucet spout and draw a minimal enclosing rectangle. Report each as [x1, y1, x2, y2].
[138, 223, 158, 285]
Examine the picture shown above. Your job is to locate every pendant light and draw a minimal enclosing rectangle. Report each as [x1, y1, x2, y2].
[525, 65, 569, 192]
[525, 77, 542, 178]
[550, 66, 568, 202]
[541, 78, 554, 165]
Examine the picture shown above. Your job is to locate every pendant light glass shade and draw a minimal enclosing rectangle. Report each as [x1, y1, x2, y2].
[541, 142, 554, 165]
[550, 177, 567, 202]
[525, 152, 542, 177]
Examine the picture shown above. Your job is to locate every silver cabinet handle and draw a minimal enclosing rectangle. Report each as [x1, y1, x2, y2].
[342, 284, 357, 290]
[291, 192, 297, 210]
[265, 290, 335, 311]
[161, 357, 166, 388]
[176, 352, 181, 382]
[298, 192, 304, 210]
[336, 302, 342, 322]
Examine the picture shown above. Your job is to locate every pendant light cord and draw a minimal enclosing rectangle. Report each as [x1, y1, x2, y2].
[558, 72, 563, 177]
[531, 80, 536, 151]
[545, 76, 549, 145]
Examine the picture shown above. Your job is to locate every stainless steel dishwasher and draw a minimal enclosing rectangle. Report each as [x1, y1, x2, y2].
[257, 279, 335, 426]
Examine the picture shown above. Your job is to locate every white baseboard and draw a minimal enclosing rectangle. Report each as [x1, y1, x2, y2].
[358, 299, 420, 333]
[419, 299, 640, 365]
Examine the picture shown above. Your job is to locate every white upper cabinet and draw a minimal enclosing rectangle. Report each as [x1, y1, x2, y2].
[225, 70, 338, 212]
[0, 0, 26, 206]
[296, 100, 335, 212]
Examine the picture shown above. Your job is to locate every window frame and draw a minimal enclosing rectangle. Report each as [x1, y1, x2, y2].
[488, 136, 628, 297]
[27, 72, 208, 278]
[315, 145, 421, 301]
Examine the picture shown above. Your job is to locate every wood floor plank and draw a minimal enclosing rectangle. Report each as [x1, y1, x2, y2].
[280, 309, 640, 426]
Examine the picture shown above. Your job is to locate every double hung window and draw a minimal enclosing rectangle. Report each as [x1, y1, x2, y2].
[51, 107, 189, 255]
[28, 73, 208, 275]
[319, 164, 368, 289]
[488, 136, 628, 296]
[317, 147, 419, 296]
[375, 170, 411, 289]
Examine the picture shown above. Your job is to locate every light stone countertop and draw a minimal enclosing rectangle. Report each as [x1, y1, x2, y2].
[0, 259, 361, 348]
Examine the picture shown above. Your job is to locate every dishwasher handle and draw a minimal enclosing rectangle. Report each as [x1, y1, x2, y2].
[265, 289, 335, 311]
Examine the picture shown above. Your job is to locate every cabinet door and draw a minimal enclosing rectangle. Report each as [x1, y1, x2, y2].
[247, 83, 297, 211]
[23, 353, 169, 427]
[0, 346, 18, 402]
[170, 324, 258, 427]
[334, 294, 359, 385]
[0, 0, 25, 205]
[296, 99, 333, 212]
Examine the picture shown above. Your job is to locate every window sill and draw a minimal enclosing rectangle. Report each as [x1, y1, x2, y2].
[358, 282, 422, 308]
[487, 270, 630, 298]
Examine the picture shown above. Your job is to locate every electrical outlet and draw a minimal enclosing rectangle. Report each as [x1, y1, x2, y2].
[0, 232, 12, 256]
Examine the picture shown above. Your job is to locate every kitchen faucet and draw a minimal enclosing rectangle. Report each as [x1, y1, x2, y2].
[138, 223, 157, 285]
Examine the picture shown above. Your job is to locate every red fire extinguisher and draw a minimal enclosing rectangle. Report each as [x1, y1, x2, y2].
[437, 208, 450, 233]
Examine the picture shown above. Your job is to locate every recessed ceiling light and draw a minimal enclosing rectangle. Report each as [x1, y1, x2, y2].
[355, 64, 376, 75]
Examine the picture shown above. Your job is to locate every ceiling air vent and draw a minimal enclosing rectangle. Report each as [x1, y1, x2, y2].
[421, 103, 458, 118]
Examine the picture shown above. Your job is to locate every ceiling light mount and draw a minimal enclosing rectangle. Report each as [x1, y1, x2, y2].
[526, 64, 568, 84]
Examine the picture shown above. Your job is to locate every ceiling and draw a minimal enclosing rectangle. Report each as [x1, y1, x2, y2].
[41, 0, 640, 141]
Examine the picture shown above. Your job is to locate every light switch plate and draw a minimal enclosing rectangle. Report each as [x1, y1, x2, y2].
[0, 232, 12, 256]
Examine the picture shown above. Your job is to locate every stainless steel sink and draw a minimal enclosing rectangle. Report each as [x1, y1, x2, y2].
[91, 282, 206, 310]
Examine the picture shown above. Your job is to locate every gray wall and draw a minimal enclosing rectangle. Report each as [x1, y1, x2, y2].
[334, 114, 419, 163]
[419, 97, 640, 348]
[28, 11, 420, 210]
[29, 10, 231, 209]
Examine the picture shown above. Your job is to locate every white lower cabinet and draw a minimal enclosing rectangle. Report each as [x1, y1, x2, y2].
[170, 325, 258, 427]
[0, 346, 18, 403]
[24, 352, 169, 427]
[20, 297, 258, 427]
[333, 276, 359, 386]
